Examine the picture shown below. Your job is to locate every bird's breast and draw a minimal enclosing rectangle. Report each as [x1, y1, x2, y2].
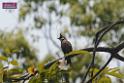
[61, 40, 72, 54]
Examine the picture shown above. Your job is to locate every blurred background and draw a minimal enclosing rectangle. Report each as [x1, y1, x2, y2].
[1, 0, 124, 83]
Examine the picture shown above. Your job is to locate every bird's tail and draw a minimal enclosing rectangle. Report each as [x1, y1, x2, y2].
[67, 58, 72, 65]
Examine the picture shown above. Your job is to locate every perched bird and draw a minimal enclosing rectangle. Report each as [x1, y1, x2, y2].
[58, 33, 72, 65]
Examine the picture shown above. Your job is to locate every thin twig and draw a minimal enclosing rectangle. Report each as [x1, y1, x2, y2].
[82, 20, 124, 83]
[86, 56, 113, 83]
[10, 71, 38, 82]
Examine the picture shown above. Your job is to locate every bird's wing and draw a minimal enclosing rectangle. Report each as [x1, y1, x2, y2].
[61, 40, 72, 54]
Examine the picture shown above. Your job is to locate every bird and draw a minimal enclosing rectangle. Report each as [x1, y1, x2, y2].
[58, 33, 72, 65]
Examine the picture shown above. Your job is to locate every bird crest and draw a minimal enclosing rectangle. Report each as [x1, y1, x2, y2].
[58, 33, 66, 40]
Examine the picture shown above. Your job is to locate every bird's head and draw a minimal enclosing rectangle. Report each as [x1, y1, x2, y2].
[57, 33, 66, 41]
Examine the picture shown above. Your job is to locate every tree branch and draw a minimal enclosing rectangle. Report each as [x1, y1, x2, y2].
[83, 20, 124, 82]
[9, 71, 38, 82]
[86, 56, 113, 83]
[44, 46, 124, 69]
[114, 41, 124, 52]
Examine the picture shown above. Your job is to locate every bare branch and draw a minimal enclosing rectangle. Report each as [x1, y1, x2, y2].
[81, 47, 112, 53]
[86, 56, 113, 83]
[84, 20, 124, 82]
[115, 41, 124, 52]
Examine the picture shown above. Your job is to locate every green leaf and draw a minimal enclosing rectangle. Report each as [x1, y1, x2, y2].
[0, 64, 3, 83]
[10, 74, 22, 79]
[0, 69, 3, 83]
[0, 56, 8, 61]
[12, 49, 19, 53]
[107, 71, 124, 78]
[91, 67, 124, 79]
[106, 67, 124, 78]
[37, 63, 44, 73]
[66, 50, 90, 57]
[9, 60, 19, 66]
[29, 74, 42, 83]
[108, 67, 120, 72]
[46, 62, 59, 80]
[4, 48, 11, 54]
[90, 67, 109, 76]
[8, 68, 23, 74]
[98, 76, 111, 83]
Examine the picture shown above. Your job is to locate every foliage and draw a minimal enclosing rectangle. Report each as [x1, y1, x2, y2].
[91, 67, 124, 83]
[1, 48, 124, 83]
[19, 0, 124, 45]
[0, 30, 37, 66]
[0, 0, 124, 83]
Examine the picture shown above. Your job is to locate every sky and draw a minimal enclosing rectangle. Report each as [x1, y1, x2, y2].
[0, 0, 18, 29]
[0, 1, 124, 83]
[0, 0, 64, 60]
[0, 0, 124, 70]
[0, 0, 47, 60]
